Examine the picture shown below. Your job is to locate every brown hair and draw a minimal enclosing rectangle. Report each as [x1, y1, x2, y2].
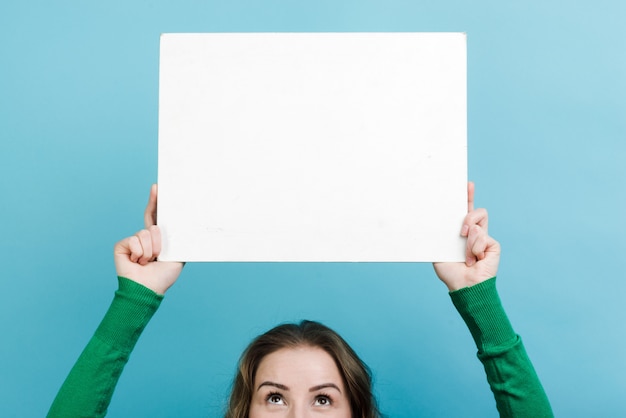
[225, 320, 380, 418]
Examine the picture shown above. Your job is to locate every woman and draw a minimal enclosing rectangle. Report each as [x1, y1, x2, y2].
[47, 183, 553, 417]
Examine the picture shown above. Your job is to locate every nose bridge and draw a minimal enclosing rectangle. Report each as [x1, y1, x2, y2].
[287, 401, 311, 418]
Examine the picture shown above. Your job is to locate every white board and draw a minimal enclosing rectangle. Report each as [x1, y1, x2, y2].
[157, 32, 467, 262]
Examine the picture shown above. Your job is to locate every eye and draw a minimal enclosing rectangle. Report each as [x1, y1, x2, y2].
[266, 392, 285, 405]
[314, 394, 333, 406]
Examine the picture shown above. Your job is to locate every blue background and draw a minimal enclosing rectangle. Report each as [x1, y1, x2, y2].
[1, 1, 625, 417]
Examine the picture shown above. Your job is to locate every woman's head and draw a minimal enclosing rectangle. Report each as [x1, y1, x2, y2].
[225, 320, 380, 418]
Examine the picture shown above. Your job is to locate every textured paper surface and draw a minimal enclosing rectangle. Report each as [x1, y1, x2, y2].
[157, 32, 467, 262]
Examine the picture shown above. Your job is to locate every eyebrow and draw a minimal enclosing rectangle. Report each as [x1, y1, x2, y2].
[257, 381, 289, 391]
[309, 383, 342, 393]
[256, 381, 342, 393]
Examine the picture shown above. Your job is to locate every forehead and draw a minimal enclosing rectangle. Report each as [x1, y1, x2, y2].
[255, 346, 345, 388]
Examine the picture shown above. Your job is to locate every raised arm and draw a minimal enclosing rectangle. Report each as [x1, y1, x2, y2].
[434, 182, 553, 417]
[48, 185, 183, 417]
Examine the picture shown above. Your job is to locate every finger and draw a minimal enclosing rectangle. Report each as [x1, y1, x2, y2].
[466, 208, 488, 229]
[114, 236, 134, 260]
[462, 208, 488, 237]
[125, 236, 143, 263]
[135, 229, 153, 265]
[144, 184, 158, 229]
[461, 182, 476, 236]
[466, 224, 497, 266]
[470, 228, 488, 262]
[149, 225, 162, 259]
[465, 225, 479, 266]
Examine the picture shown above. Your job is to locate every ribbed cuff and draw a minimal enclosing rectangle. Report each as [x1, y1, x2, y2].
[94, 277, 163, 354]
[449, 277, 516, 354]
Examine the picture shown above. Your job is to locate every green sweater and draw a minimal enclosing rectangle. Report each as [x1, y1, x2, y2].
[48, 277, 553, 417]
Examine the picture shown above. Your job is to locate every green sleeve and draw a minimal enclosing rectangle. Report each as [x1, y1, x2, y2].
[47, 277, 163, 418]
[450, 277, 553, 417]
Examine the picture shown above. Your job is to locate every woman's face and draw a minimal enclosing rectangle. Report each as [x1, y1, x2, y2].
[249, 345, 352, 417]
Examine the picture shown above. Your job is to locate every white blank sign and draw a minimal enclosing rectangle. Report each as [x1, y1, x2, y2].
[157, 32, 467, 262]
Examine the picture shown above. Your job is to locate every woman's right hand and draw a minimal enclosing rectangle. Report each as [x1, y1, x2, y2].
[433, 182, 500, 291]
[113, 184, 184, 295]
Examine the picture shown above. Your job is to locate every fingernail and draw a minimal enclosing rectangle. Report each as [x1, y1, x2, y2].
[461, 225, 469, 236]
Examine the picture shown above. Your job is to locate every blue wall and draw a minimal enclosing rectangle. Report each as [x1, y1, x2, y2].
[1, 1, 624, 416]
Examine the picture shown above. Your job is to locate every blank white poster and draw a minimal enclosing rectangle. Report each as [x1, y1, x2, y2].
[157, 32, 467, 262]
